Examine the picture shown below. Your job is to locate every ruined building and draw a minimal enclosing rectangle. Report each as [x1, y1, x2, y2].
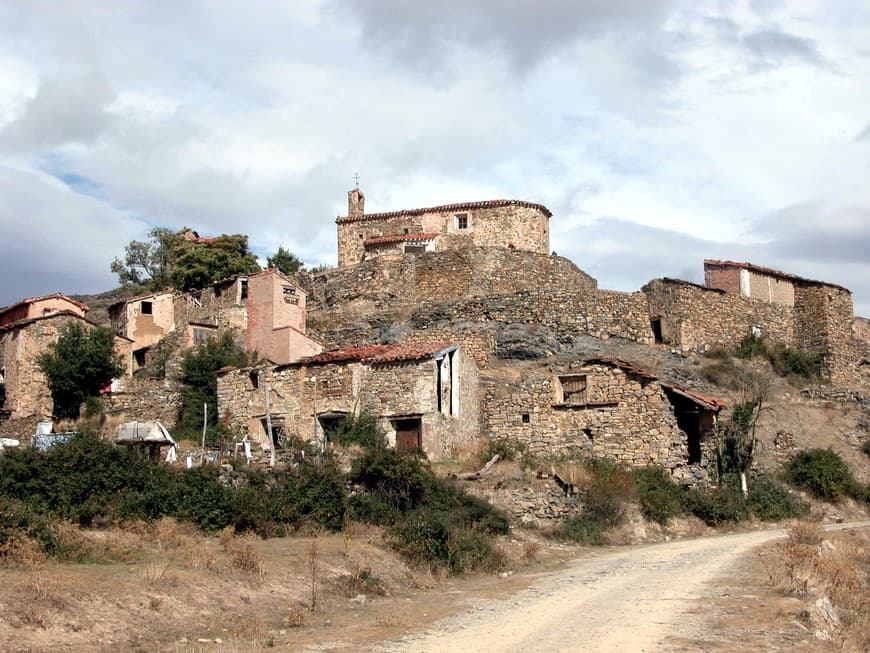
[0, 294, 133, 433]
[218, 341, 478, 460]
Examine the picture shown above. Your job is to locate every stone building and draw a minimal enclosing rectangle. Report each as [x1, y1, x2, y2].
[643, 261, 857, 383]
[480, 357, 725, 482]
[110, 269, 322, 370]
[108, 290, 176, 370]
[0, 311, 133, 422]
[217, 341, 478, 460]
[335, 187, 552, 267]
[0, 293, 89, 328]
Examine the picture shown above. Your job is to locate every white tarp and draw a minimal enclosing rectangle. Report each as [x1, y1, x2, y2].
[115, 421, 177, 447]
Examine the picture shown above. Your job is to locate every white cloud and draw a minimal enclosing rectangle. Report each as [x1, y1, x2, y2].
[0, 0, 868, 318]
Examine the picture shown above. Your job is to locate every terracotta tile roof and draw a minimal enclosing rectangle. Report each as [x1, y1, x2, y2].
[297, 340, 455, 366]
[0, 310, 131, 340]
[0, 293, 90, 320]
[364, 232, 439, 247]
[336, 199, 552, 224]
[661, 383, 727, 410]
[704, 259, 850, 293]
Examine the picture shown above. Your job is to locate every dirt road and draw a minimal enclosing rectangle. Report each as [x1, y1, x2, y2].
[370, 523, 869, 653]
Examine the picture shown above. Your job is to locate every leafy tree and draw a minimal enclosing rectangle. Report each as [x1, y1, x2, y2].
[37, 322, 126, 419]
[110, 227, 180, 291]
[176, 331, 256, 439]
[171, 234, 260, 292]
[267, 246, 304, 276]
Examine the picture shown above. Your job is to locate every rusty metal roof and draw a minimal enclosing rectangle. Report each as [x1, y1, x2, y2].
[336, 199, 552, 224]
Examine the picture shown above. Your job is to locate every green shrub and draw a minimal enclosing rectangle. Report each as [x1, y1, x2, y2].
[479, 437, 523, 463]
[682, 487, 748, 525]
[736, 334, 768, 359]
[331, 413, 385, 450]
[353, 448, 507, 572]
[746, 476, 809, 520]
[559, 470, 631, 544]
[735, 335, 822, 379]
[632, 467, 686, 526]
[786, 449, 856, 501]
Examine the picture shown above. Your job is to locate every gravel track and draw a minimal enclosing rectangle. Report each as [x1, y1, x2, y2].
[369, 522, 869, 653]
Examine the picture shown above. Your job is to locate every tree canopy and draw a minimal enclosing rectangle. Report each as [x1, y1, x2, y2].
[176, 331, 257, 439]
[110, 227, 180, 291]
[170, 234, 260, 292]
[37, 321, 126, 419]
[266, 246, 304, 276]
[111, 229, 261, 293]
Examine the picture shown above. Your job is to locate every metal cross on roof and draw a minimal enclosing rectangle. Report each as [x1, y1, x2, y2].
[353, 172, 360, 188]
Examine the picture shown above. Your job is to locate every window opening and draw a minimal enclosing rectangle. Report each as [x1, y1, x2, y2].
[239, 280, 248, 302]
[141, 301, 153, 316]
[282, 286, 299, 305]
[651, 318, 663, 344]
[558, 375, 587, 405]
[521, 413, 530, 424]
[248, 371, 259, 389]
[133, 348, 148, 369]
[455, 213, 468, 230]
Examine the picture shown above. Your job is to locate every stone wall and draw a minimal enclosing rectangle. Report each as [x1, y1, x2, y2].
[479, 361, 705, 482]
[105, 377, 182, 429]
[336, 201, 551, 267]
[217, 347, 479, 460]
[0, 314, 135, 420]
[307, 287, 653, 366]
[793, 284, 857, 384]
[643, 278, 794, 353]
[303, 247, 597, 314]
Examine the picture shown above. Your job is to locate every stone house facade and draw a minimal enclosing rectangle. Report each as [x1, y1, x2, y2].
[110, 269, 321, 371]
[0, 293, 89, 328]
[480, 357, 724, 483]
[0, 311, 133, 421]
[217, 341, 478, 460]
[335, 187, 551, 267]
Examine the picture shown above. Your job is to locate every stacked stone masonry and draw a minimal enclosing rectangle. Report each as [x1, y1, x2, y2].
[336, 200, 551, 267]
[479, 361, 711, 483]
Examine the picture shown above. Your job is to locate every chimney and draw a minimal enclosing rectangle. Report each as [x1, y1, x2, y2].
[348, 187, 365, 216]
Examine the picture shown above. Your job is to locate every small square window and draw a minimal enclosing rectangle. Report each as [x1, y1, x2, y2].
[282, 286, 299, 305]
[558, 374, 588, 405]
[521, 413, 530, 424]
[455, 213, 468, 229]
[140, 301, 153, 315]
[403, 228, 410, 234]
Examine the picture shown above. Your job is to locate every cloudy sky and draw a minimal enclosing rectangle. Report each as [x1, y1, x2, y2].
[1, 0, 868, 315]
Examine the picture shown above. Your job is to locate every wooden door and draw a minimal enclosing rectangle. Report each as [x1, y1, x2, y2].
[394, 418, 421, 451]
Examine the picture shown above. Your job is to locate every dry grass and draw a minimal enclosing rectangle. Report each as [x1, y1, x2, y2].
[282, 606, 307, 628]
[0, 534, 48, 567]
[761, 523, 869, 651]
